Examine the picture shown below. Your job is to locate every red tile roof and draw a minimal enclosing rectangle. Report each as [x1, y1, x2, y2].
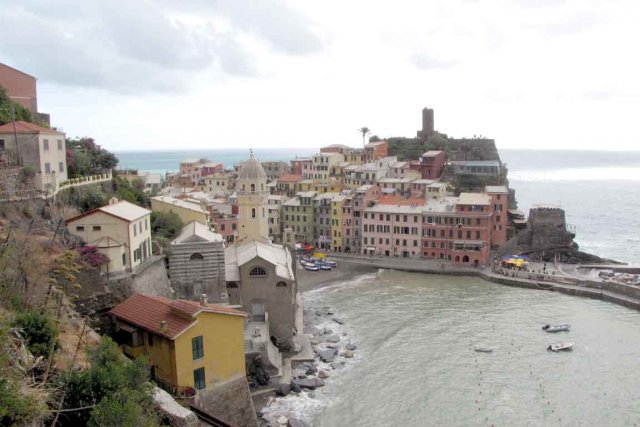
[110, 294, 245, 340]
[378, 195, 425, 206]
[0, 121, 61, 134]
[277, 174, 302, 183]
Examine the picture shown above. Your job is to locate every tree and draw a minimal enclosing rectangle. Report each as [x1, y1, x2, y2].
[56, 337, 157, 427]
[151, 211, 183, 240]
[0, 85, 33, 125]
[11, 310, 59, 359]
[78, 187, 108, 212]
[65, 137, 119, 178]
[358, 127, 370, 149]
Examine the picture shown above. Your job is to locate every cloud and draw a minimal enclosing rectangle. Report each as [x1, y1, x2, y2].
[0, 0, 324, 93]
[410, 51, 457, 70]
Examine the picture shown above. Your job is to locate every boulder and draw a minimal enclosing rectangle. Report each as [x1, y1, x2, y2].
[330, 361, 345, 370]
[277, 416, 288, 425]
[319, 348, 338, 363]
[323, 328, 334, 335]
[307, 392, 316, 399]
[288, 418, 310, 427]
[344, 350, 355, 358]
[318, 370, 329, 379]
[315, 310, 322, 316]
[326, 334, 341, 343]
[346, 343, 357, 351]
[292, 378, 317, 390]
[275, 383, 291, 396]
[313, 378, 325, 387]
[290, 382, 302, 393]
[327, 343, 340, 349]
[332, 318, 344, 325]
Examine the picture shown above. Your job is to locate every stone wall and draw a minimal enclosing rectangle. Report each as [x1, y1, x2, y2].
[169, 241, 226, 302]
[193, 375, 258, 427]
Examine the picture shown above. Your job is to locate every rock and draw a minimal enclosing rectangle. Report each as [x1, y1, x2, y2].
[277, 416, 288, 425]
[318, 370, 329, 379]
[342, 332, 348, 336]
[313, 378, 325, 387]
[307, 392, 316, 398]
[288, 418, 310, 427]
[330, 361, 345, 370]
[323, 328, 334, 335]
[326, 334, 341, 343]
[315, 310, 322, 316]
[327, 343, 340, 349]
[346, 343, 357, 351]
[292, 378, 317, 390]
[344, 350, 354, 358]
[290, 382, 302, 393]
[275, 383, 291, 396]
[332, 318, 344, 324]
[319, 348, 338, 363]
[310, 336, 320, 345]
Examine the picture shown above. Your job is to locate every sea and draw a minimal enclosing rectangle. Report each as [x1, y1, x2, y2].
[117, 148, 640, 426]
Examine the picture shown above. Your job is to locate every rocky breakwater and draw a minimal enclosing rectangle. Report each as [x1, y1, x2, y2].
[258, 305, 360, 426]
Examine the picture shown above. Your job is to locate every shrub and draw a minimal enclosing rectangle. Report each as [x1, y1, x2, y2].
[77, 246, 110, 268]
[11, 311, 59, 359]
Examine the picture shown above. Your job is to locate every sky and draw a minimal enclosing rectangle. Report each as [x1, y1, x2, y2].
[1, 0, 639, 152]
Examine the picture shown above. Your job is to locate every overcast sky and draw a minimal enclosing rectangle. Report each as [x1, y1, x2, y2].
[1, 0, 638, 151]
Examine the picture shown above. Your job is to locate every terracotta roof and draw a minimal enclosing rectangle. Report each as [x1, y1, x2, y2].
[110, 294, 245, 340]
[0, 121, 61, 134]
[277, 174, 302, 183]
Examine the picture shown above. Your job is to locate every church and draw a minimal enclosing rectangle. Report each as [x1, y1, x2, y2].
[225, 151, 299, 351]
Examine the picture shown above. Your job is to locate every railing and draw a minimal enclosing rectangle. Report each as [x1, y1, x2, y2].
[57, 171, 113, 191]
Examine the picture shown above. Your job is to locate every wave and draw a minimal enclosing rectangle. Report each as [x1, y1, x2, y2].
[509, 166, 640, 182]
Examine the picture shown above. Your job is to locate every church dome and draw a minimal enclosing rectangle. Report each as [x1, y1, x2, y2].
[238, 151, 267, 180]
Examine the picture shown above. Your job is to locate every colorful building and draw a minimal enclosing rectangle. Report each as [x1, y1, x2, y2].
[282, 191, 317, 244]
[66, 199, 152, 274]
[330, 194, 346, 252]
[111, 294, 246, 395]
[151, 196, 210, 226]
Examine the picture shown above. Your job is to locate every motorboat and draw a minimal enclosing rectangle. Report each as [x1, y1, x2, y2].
[474, 346, 494, 353]
[319, 264, 332, 271]
[547, 342, 574, 352]
[324, 260, 337, 268]
[542, 324, 571, 333]
[304, 265, 320, 272]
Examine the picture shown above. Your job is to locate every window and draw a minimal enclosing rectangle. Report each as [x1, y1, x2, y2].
[190, 253, 204, 260]
[276, 281, 287, 288]
[0, 139, 4, 150]
[133, 223, 137, 236]
[58, 162, 64, 173]
[192, 336, 204, 360]
[92, 225, 101, 231]
[251, 183, 255, 193]
[76, 226, 84, 231]
[226, 282, 238, 288]
[250, 266, 266, 276]
[122, 253, 126, 266]
[193, 367, 206, 390]
[43, 139, 49, 150]
[251, 208, 256, 218]
[44, 163, 51, 174]
[145, 219, 148, 230]
[57, 140, 63, 150]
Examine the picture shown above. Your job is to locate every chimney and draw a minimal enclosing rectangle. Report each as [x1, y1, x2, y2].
[200, 294, 208, 307]
[159, 320, 168, 333]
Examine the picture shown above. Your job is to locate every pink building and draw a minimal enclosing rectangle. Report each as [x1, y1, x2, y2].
[409, 151, 446, 179]
[341, 185, 380, 254]
[213, 215, 238, 243]
[290, 158, 312, 176]
[485, 185, 509, 247]
[362, 203, 423, 257]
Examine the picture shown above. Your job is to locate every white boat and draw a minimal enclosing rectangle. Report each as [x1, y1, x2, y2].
[547, 342, 574, 352]
[474, 346, 494, 353]
[304, 265, 320, 272]
[542, 324, 571, 332]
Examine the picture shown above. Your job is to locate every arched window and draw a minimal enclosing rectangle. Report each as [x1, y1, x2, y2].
[190, 253, 204, 260]
[463, 255, 470, 263]
[226, 282, 238, 288]
[250, 267, 266, 276]
[251, 208, 256, 218]
[250, 183, 255, 193]
[276, 282, 287, 288]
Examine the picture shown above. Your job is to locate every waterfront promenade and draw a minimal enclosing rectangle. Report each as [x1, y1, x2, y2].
[325, 253, 640, 311]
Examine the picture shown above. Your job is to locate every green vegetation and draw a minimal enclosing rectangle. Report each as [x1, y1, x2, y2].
[55, 337, 157, 427]
[151, 211, 183, 240]
[0, 85, 33, 125]
[386, 133, 450, 161]
[11, 311, 59, 359]
[112, 175, 146, 206]
[66, 137, 118, 179]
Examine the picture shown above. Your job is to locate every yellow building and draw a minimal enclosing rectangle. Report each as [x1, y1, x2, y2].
[151, 195, 209, 226]
[331, 194, 346, 252]
[110, 294, 246, 395]
[66, 199, 152, 274]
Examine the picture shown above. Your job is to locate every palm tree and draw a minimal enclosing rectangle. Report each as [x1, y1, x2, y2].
[358, 127, 370, 149]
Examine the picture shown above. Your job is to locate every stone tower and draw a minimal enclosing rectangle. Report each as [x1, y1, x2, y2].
[237, 150, 269, 243]
[417, 107, 435, 138]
